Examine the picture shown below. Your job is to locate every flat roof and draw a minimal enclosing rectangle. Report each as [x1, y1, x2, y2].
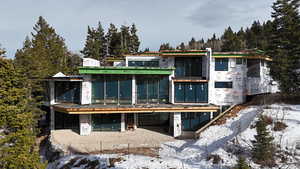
[212, 52, 272, 61]
[53, 103, 220, 114]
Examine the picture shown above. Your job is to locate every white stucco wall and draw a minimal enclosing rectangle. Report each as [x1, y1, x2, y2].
[79, 114, 92, 136]
[81, 75, 92, 105]
[209, 57, 247, 106]
[83, 58, 100, 67]
[173, 112, 182, 137]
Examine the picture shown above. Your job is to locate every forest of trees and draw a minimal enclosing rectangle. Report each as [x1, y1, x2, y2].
[81, 22, 140, 64]
[160, 20, 273, 52]
[0, 0, 299, 168]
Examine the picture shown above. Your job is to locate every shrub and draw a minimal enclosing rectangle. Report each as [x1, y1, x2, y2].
[207, 154, 223, 164]
[261, 115, 273, 125]
[273, 121, 287, 131]
[232, 156, 250, 169]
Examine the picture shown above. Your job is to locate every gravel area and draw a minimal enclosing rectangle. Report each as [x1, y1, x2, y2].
[51, 128, 175, 153]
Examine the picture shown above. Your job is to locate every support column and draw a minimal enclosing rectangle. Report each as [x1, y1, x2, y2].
[132, 75, 136, 104]
[134, 113, 138, 129]
[81, 75, 92, 105]
[173, 112, 182, 137]
[50, 106, 55, 130]
[121, 113, 125, 132]
[80, 114, 92, 136]
[210, 111, 214, 120]
[49, 81, 55, 130]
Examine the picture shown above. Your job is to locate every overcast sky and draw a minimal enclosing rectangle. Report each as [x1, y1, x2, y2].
[0, 0, 275, 58]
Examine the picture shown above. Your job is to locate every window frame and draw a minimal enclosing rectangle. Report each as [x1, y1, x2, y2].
[214, 81, 233, 88]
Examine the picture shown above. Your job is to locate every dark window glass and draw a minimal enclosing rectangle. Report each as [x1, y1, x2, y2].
[247, 59, 260, 77]
[159, 76, 169, 103]
[215, 82, 233, 88]
[215, 58, 228, 71]
[175, 57, 202, 77]
[236, 58, 243, 65]
[106, 76, 118, 104]
[92, 77, 104, 104]
[128, 60, 159, 67]
[119, 76, 132, 104]
[136, 76, 169, 104]
[175, 82, 208, 103]
[55, 81, 81, 103]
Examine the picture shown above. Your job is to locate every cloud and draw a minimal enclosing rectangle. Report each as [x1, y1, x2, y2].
[187, 0, 273, 29]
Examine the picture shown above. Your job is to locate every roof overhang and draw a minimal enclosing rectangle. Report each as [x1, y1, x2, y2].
[53, 104, 219, 114]
[212, 52, 272, 61]
[79, 66, 174, 75]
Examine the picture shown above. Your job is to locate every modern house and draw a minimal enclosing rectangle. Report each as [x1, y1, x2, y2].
[46, 49, 278, 137]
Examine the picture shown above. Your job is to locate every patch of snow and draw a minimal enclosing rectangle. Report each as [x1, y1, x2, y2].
[48, 105, 300, 169]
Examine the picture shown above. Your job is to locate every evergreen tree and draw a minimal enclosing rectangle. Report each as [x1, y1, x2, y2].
[129, 24, 140, 53]
[188, 37, 197, 49]
[178, 42, 185, 50]
[267, 0, 300, 94]
[232, 156, 250, 169]
[120, 25, 131, 54]
[0, 57, 45, 169]
[106, 23, 122, 56]
[221, 27, 242, 52]
[81, 22, 106, 62]
[252, 115, 276, 167]
[159, 43, 174, 51]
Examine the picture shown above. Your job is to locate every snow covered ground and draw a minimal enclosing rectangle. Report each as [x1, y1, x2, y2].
[47, 104, 300, 169]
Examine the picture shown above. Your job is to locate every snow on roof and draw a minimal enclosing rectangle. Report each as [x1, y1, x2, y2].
[53, 72, 66, 77]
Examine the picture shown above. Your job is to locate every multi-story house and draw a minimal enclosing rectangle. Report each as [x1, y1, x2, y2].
[46, 49, 278, 137]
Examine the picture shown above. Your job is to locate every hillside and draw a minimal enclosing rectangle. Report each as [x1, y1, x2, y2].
[47, 104, 300, 169]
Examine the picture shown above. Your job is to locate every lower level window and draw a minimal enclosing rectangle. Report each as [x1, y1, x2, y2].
[215, 82, 233, 88]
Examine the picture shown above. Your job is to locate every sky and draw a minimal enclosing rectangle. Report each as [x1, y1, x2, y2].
[0, 0, 275, 58]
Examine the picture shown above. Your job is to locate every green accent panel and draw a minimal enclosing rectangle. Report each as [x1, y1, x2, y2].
[79, 66, 174, 75]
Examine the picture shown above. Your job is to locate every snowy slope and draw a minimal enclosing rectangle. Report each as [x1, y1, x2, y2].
[47, 105, 300, 169]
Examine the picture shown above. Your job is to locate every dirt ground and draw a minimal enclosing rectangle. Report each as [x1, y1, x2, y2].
[51, 128, 175, 154]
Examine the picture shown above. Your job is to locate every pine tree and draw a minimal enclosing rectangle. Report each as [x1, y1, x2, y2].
[267, 0, 300, 94]
[232, 156, 250, 169]
[81, 22, 106, 62]
[106, 23, 122, 56]
[120, 25, 130, 54]
[159, 43, 174, 51]
[252, 115, 276, 167]
[0, 57, 45, 169]
[221, 27, 242, 52]
[129, 24, 140, 53]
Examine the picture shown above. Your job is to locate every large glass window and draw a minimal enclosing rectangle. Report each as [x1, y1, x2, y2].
[175, 82, 208, 103]
[92, 77, 104, 104]
[247, 59, 260, 77]
[91, 75, 132, 104]
[175, 57, 202, 77]
[136, 76, 169, 104]
[215, 58, 229, 71]
[181, 112, 210, 131]
[55, 81, 81, 103]
[128, 60, 159, 67]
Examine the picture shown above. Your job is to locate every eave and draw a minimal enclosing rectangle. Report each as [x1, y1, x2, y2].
[78, 66, 175, 75]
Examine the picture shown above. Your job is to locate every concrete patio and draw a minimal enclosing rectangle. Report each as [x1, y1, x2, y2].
[50, 128, 175, 153]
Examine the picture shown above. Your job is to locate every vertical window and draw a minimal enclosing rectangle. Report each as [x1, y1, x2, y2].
[236, 58, 243, 65]
[92, 77, 104, 104]
[106, 76, 118, 104]
[119, 76, 132, 104]
[215, 58, 228, 71]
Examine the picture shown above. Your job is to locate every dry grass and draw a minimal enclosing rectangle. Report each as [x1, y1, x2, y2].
[273, 121, 288, 131]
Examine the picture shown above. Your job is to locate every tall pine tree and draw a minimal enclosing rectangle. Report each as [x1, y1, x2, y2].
[129, 24, 140, 53]
[81, 22, 106, 62]
[252, 115, 276, 167]
[268, 0, 300, 94]
[0, 56, 45, 169]
[221, 27, 243, 52]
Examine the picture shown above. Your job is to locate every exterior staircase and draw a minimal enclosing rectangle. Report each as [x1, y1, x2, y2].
[193, 104, 247, 139]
